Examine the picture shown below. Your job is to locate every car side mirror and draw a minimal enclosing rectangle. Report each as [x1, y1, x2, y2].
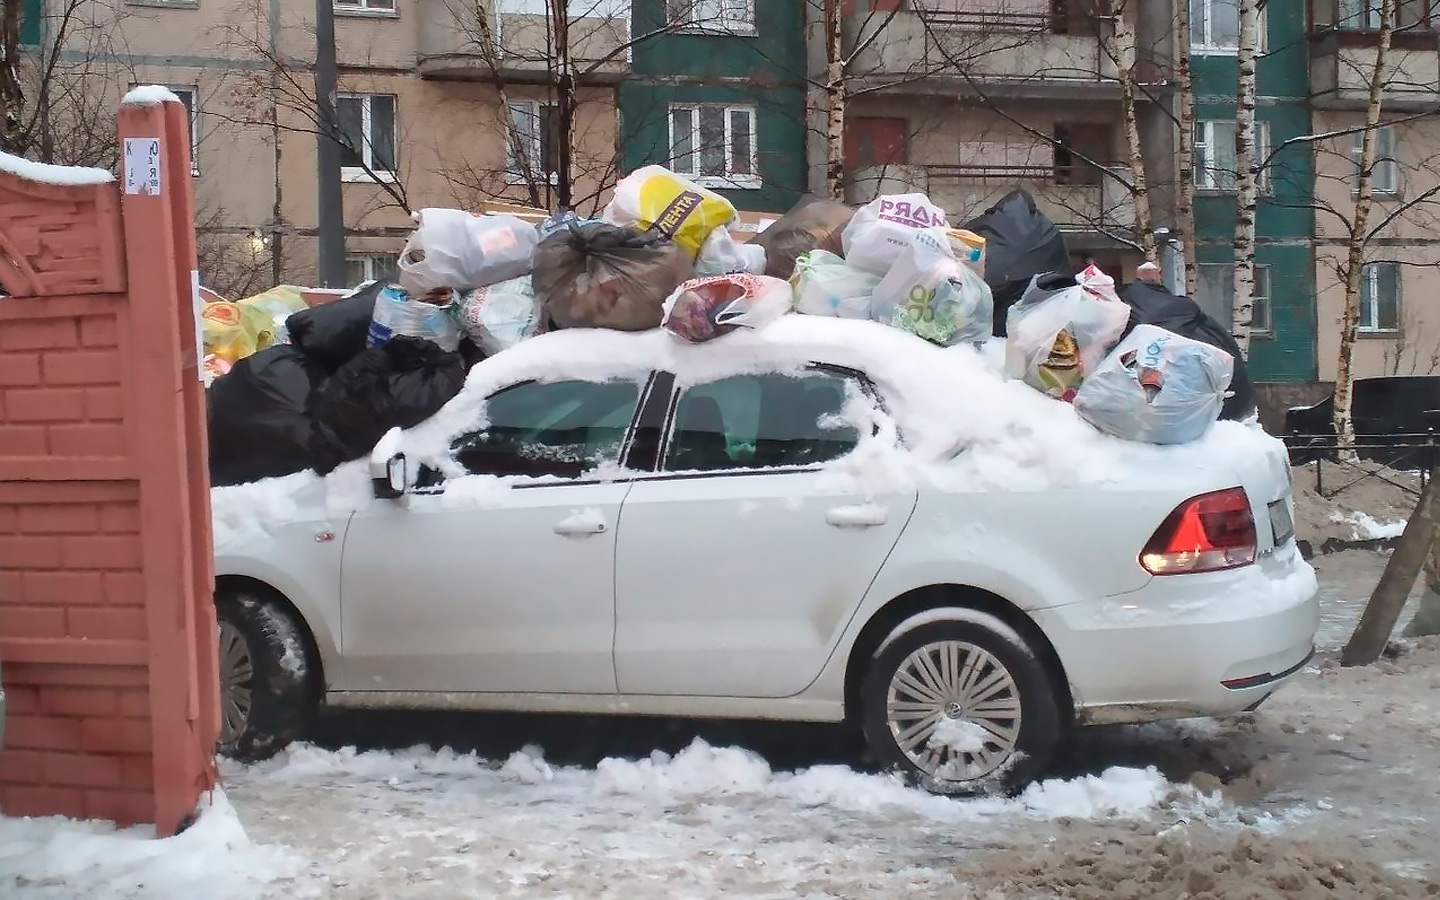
[373, 453, 408, 500]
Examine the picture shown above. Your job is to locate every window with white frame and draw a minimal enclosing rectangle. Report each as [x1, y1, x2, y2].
[336, 94, 397, 181]
[669, 104, 758, 188]
[506, 100, 561, 185]
[667, 0, 756, 34]
[1352, 125, 1398, 195]
[1338, 0, 1384, 29]
[344, 253, 399, 286]
[334, 0, 395, 12]
[1189, 0, 1265, 52]
[1358, 261, 1400, 332]
[1194, 119, 1270, 192]
[1195, 263, 1270, 332]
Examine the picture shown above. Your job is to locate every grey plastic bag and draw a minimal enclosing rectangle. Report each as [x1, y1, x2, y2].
[1073, 324, 1235, 445]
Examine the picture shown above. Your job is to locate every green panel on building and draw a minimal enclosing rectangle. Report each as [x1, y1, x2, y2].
[21, 0, 43, 46]
[1190, 0, 1316, 382]
[620, 1, 807, 213]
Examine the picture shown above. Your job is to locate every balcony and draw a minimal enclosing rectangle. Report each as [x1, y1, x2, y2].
[417, 0, 630, 83]
[846, 164, 1136, 238]
[844, 6, 1134, 101]
[1309, 0, 1440, 110]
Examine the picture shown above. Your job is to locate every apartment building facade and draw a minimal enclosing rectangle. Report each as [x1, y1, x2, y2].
[19, 0, 638, 291]
[822, 0, 1179, 281]
[619, 1, 809, 214]
[1189, 0, 1317, 385]
[1309, 1, 1440, 381]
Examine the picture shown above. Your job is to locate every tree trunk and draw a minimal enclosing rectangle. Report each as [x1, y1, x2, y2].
[1333, 0, 1394, 447]
[823, 0, 845, 201]
[0, 0, 22, 155]
[477, 0, 543, 208]
[1175, 0, 1198, 298]
[1231, 0, 1261, 357]
[1111, 1, 1157, 261]
[1343, 462, 1440, 665]
[550, 0, 575, 210]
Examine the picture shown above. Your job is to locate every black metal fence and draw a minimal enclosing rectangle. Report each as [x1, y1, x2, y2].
[1285, 432, 1435, 500]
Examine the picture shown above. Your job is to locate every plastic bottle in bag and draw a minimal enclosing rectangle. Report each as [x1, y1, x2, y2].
[790, 250, 880, 320]
[454, 277, 545, 355]
[871, 231, 994, 347]
[367, 285, 463, 352]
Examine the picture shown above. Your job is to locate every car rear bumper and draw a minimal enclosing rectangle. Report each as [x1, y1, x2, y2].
[1032, 545, 1320, 725]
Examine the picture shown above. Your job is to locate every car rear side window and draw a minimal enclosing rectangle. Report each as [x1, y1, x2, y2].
[452, 380, 642, 479]
[664, 371, 862, 473]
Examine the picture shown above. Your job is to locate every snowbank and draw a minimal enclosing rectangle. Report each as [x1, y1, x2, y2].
[0, 790, 302, 899]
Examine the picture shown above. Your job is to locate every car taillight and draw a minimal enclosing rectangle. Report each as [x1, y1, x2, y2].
[1140, 488, 1257, 575]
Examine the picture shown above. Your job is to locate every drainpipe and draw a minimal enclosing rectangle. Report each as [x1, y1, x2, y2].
[1154, 227, 1185, 296]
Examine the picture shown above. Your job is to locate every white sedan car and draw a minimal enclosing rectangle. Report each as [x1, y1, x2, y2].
[212, 316, 1318, 793]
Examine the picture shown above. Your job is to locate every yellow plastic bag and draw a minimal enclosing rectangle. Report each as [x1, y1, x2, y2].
[602, 165, 736, 260]
[202, 286, 308, 363]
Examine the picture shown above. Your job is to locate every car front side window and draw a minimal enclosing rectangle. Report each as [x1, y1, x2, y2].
[663, 371, 864, 474]
[450, 379, 643, 480]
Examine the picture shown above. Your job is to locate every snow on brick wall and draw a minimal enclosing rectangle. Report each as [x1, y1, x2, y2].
[0, 99, 218, 836]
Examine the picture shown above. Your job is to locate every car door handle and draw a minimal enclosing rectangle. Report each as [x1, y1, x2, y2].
[826, 504, 888, 528]
[554, 513, 608, 536]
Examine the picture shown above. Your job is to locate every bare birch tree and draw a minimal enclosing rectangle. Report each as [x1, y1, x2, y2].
[1230, 0, 1262, 356]
[1110, 0, 1157, 261]
[1333, 0, 1396, 447]
[1174, 0, 1198, 297]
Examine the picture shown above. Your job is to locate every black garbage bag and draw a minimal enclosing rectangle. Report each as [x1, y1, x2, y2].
[532, 222, 694, 331]
[1116, 280, 1256, 421]
[308, 335, 468, 474]
[962, 190, 1071, 337]
[207, 345, 327, 487]
[286, 280, 387, 373]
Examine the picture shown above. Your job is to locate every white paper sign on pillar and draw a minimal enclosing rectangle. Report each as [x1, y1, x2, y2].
[123, 138, 163, 196]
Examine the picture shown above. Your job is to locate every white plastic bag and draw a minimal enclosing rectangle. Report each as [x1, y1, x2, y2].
[454, 277, 544, 355]
[1075, 262, 1122, 305]
[695, 226, 768, 276]
[661, 274, 791, 343]
[397, 210, 539, 295]
[1074, 324, 1235, 445]
[1003, 275, 1130, 401]
[367, 285, 463, 352]
[841, 192, 950, 276]
[602, 165, 737, 259]
[871, 230, 994, 346]
[790, 250, 879, 320]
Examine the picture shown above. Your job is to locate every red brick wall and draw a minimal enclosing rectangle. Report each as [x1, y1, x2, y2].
[0, 99, 217, 835]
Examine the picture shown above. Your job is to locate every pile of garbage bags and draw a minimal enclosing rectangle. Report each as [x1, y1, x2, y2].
[205, 165, 1259, 487]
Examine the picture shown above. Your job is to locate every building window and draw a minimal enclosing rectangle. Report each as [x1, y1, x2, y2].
[1189, 0, 1265, 52]
[336, 94, 397, 182]
[1251, 264, 1272, 334]
[506, 100, 561, 185]
[1358, 261, 1400, 333]
[335, 0, 395, 11]
[1352, 125, 1398, 195]
[344, 253, 399, 286]
[669, 104, 759, 189]
[1338, 0, 1384, 29]
[1194, 120, 1270, 192]
[667, 0, 756, 35]
[20, 0, 42, 46]
[1196, 263, 1270, 333]
[1053, 122, 1113, 186]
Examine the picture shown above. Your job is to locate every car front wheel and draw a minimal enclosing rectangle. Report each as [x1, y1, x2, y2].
[860, 610, 1061, 794]
[216, 589, 316, 761]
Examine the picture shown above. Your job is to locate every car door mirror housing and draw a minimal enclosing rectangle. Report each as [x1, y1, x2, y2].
[374, 453, 409, 500]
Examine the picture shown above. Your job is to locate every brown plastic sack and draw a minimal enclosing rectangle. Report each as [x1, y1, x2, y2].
[755, 196, 855, 280]
[532, 222, 695, 331]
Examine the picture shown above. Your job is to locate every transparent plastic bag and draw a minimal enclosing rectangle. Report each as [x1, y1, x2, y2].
[841, 192, 950, 276]
[367, 285, 463, 352]
[454, 277, 545, 355]
[397, 209, 539, 295]
[1075, 262, 1122, 305]
[871, 231, 994, 346]
[1003, 275, 1130, 401]
[790, 250, 879, 320]
[1074, 324, 1235, 445]
[662, 274, 792, 343]
[695, 226, 768, 276]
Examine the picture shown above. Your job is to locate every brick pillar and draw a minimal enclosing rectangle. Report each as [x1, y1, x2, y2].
[0, 93, 218, 836]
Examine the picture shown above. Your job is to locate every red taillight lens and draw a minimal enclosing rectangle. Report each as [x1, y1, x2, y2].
[1141, 488, 1257, 575]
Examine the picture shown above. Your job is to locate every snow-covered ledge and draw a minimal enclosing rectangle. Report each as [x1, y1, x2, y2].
[0, 149, 114, 186]
[121, 84, 183, 106]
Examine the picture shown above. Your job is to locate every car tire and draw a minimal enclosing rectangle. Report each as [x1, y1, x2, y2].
[860, 609, 1061, 795]
[216, 589, 316, 762]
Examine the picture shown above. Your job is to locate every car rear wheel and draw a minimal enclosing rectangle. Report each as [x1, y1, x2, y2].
[860, 611, 1061, 794]
[216, 589, 316, 761]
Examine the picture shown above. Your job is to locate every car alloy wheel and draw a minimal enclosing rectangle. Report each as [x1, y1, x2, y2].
[218, 619, 255, 746]
[885, 639, 1022, 783]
